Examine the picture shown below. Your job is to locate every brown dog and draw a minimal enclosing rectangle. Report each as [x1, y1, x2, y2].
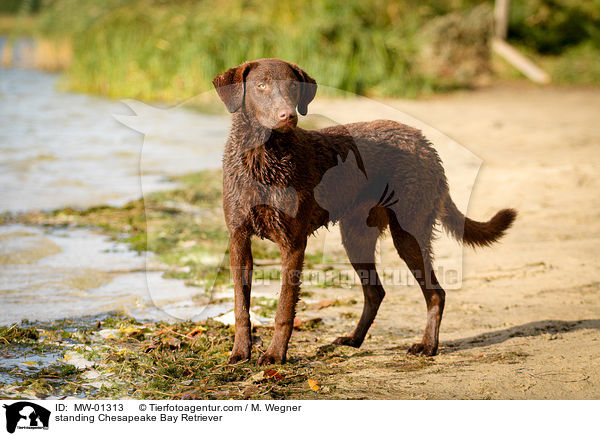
[213, 58, 516, 365]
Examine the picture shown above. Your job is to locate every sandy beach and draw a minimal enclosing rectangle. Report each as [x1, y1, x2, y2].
[278, 83, 600, 399]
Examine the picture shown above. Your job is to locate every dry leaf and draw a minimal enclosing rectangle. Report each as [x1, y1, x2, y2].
[307, 378, 320, 391]
[293, 317, 323, 330]
[186, 326, 207, 338]
[121, 327, 144, 339]
[247, 371, 265, 383]
[263, 369, 284, 380]
[161, 337, 181, 349]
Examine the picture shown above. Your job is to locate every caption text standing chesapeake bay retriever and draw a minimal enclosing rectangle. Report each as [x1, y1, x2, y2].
[213, 58, 516, 365]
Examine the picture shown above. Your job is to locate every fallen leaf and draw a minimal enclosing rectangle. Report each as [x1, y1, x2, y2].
[186, 326, 207, 338]
[293, 317, 323, 330]
[121, 327, 139, 335]
[247, 372, 265, 383]
[22, 361, 37, 366]
[161, 337, 181, 349]
[318, 300, 334, 308]
[263, 369, 284, 381]
[121, 327, 145, 339]
[307, 378, 320, 391]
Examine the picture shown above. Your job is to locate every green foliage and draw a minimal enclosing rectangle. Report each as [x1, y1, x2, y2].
[3, 0, 600, 96]
[0, 0, 41, 14]
[547, 41, 600, 85]
[508, 0, 600, 54]
[28, 0, 490, 100]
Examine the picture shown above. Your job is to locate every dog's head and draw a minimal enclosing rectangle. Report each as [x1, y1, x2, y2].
[213, 58, 317, 132]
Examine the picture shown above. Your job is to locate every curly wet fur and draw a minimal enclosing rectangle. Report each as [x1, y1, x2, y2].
[214, 58, 516, 364]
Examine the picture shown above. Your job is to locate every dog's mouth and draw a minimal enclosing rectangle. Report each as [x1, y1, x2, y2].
[273, 119, 297, 132]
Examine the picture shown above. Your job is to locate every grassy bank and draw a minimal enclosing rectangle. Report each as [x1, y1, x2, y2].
[2, 1, 599, 102]
[0, 313, 358, 399]
[3, 0, 596, 103]
[33, 0, 476, 99]
[30, 0, 467, 99]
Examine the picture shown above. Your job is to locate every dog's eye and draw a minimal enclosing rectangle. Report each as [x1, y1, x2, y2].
[257, 83, 266, 89]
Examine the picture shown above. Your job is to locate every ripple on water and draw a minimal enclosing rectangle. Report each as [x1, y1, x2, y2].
[0, 225, 232, 325]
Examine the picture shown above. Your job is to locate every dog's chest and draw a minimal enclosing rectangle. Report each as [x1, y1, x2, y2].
[225, 146, 308, 238]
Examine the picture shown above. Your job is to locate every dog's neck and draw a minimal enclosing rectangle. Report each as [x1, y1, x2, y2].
[230, 112, 271, 148]
[228, 111, 298, 185]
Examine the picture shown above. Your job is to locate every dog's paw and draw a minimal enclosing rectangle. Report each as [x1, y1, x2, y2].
[228, 352, 250, 364]
[407, 343, 438, 356]
[332, 336, 361, 348]
[257, 352, 285, 366]
[228, 346, 251, 364]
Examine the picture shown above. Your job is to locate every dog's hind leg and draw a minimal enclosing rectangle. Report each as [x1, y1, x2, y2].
[387, 213, 445, 356]
[333, 213, 385, 348]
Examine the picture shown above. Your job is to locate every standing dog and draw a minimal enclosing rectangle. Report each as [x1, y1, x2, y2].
[213, 58, 516, 365]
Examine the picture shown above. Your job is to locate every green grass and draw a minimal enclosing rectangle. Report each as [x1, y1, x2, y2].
[4, 0, 499, 101]
[3, 0, 599, 100]
[537, 41, 600, 85]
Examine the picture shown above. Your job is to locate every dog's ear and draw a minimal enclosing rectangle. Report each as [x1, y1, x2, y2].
[288, 63, 317, 116]
[212, 62, 253, 113]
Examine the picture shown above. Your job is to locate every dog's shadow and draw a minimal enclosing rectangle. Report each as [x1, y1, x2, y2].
[440, 318, 600, 354]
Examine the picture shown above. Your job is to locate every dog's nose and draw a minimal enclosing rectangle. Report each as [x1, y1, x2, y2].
[278, 110, 297, 121]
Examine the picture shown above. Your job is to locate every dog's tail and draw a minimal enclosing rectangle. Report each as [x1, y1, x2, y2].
[440, 193, 517, 247]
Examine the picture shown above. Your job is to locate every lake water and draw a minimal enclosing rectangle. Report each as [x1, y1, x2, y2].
[0, 68, 233, 324]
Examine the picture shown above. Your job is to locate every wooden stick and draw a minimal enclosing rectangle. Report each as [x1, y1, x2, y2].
[494, 0, 510, 39]
[492, 37, 551, 84]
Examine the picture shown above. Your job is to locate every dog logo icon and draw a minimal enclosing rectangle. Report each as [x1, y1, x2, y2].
[3, 402, 50, 433]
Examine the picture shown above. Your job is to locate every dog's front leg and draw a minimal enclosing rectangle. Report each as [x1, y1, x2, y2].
[228, 232, 253, 363]
[258, 239, 307, 365]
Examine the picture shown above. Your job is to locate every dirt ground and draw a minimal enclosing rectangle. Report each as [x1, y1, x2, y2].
[260, 83, 600, 399]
